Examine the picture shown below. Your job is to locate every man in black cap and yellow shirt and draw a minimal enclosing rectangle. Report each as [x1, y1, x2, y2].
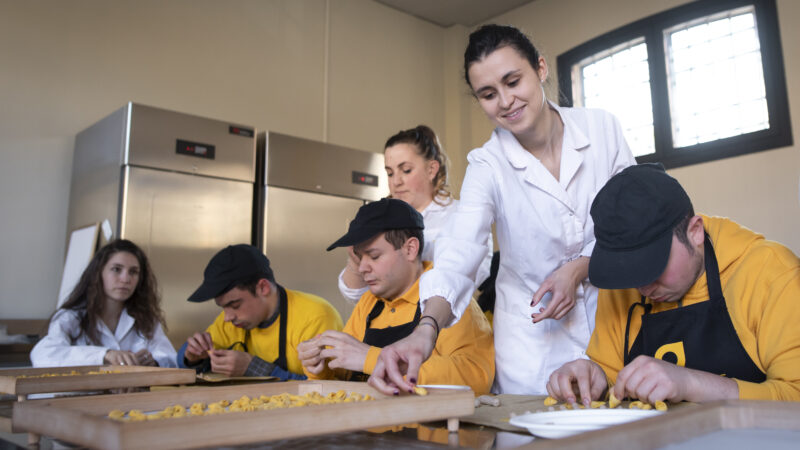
[547, 163, 800, 405]
[298, 198, 495, 394]
[177, 244, 343, 380]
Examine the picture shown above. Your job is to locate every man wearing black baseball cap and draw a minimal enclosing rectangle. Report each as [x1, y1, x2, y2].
[297, 198, 494, 394]
[177, 244, 343, 379]
[547, 164, 800, 405]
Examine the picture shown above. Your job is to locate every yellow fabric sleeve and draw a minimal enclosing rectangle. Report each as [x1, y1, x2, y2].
[205, 311, 244, 350]
[417, 299, 495, 395]
[363, 346, 382, 374]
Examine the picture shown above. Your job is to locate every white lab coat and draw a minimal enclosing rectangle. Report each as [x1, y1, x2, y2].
[420, 103, 636, 394]
[30, 308, 177, 368]
[337, 197, 493, 303]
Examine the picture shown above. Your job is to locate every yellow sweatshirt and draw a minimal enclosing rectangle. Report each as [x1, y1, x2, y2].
[307, 262, 495, 394]
[588, 215, 800, 401]
[206, 288, 343, 376]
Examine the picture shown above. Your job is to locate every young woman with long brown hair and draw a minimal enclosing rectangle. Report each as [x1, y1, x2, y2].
[31, 239, 176, 367]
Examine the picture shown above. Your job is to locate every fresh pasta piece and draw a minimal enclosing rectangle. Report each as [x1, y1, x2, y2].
[543, 396, 558, 406]
[413, 386, 428, 396]
[655, 401, 668, 411]
[608, 389, 621, 409]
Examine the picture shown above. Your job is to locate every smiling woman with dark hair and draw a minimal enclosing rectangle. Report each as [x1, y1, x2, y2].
[370, 24, 636, 396]
[31, 239, 176, 368]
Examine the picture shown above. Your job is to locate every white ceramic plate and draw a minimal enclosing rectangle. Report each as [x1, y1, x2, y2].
[416, 384, 471, 390]
[509, 409, 663, 439]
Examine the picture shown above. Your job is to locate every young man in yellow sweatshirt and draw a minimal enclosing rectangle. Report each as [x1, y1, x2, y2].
[178, 244, 343, 379]
[298, 198, 494, 394]
[548, 164, 800, 405]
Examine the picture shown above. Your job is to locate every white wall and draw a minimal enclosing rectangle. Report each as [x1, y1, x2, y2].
[0, 0, 445, 322]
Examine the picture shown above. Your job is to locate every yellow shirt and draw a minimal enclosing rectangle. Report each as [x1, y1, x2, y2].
[308, 262, 495, 394]
[588, 215, 800, 401]
[206, 288, 343, 376]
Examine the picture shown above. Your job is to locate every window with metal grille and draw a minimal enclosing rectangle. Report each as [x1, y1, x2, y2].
[557, 0, 791, 169]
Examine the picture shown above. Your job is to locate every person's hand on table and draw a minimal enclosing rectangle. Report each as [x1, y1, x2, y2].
[546, 358, 608, 407]
[134, 349, 157, 366]
[298, 335, 327, 375]
[184, 331, 214, 364]
[531, 257, 589, 323]
[317, 330, 370, 372]
[104, 349, 139, 366]
[368, 323, 437, 395]
[208, 349, 253, 377]
[368, 296, 452, 395]
[614, 355, 738, 404]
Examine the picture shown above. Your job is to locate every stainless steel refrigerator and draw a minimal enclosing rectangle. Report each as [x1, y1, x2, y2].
[256, 132, 387, 321]
[67, 102, 256, 346]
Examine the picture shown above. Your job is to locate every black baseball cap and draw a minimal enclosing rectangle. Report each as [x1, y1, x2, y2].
[588, 163, 693, 289]
[187, 244, 275, 302]
[326, 198, 424, 251]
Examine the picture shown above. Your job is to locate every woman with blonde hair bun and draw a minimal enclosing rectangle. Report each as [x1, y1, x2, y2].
[338, 125, 492, 304]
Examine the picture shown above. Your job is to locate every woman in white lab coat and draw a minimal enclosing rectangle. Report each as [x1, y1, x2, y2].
[370, 24, 636, 396]
[337, 125, 492, 303]
[31, 239, 176, 368]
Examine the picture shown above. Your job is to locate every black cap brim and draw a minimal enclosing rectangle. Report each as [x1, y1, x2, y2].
[187, 279, 231, 303]
[326, 226, 383, 251]
[589, 228, 673, 290]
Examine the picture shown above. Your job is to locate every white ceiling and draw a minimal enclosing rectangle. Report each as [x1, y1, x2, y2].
[373, 0, 536, 27]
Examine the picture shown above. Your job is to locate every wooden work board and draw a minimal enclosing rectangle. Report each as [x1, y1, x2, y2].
[13, 380, 475, 449]
[0, 365, 196, 396]
[518, 400, 800, 449]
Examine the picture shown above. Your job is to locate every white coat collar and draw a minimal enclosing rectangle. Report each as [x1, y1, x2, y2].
[494, 101, 589, 210]
[99, 307, 136, 342]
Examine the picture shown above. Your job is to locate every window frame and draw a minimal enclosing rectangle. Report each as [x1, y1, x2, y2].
[556, 0, 792, 169]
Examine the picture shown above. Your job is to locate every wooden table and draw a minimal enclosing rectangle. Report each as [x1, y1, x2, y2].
[1, 365, 196, 445]
[8, 388, 799, 449]
[12, 380, 475, 449]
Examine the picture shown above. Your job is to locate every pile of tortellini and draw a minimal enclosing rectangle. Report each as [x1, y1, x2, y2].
[18, 370, 120, 379]
[107, 390, 375, 421]
[543, 390, 668, 411]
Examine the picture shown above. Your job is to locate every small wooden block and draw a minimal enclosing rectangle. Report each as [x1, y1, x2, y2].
[447, 417, 459, 433]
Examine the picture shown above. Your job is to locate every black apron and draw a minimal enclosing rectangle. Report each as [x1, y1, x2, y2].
[347, 300, 421, 381]
[238, 284, 288, 371]
[623, 234, 765, 382]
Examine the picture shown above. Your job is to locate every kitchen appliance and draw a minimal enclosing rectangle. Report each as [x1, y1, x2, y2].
[256, 132, 387, 320]
[66, 102, 256, 345]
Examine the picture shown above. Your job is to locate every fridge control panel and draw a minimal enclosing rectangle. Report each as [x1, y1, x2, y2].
[352, 171, 378, 187]
[176, 139, 216, 160]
